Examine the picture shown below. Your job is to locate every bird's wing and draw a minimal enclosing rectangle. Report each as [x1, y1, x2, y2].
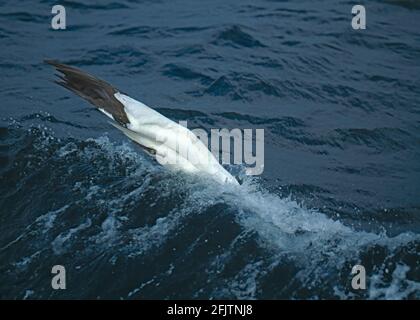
[45, 59, 174, 154]
[45, 60, 130, 125]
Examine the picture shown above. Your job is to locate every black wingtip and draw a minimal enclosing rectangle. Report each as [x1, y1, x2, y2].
[44, 59, 130, 125]
[44, 59, 61, 67]
[45, 60, 71, 75]
[45, 60, 79, 74]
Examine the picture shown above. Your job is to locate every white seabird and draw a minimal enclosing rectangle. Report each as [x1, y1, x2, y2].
[46, 60, 238, 185]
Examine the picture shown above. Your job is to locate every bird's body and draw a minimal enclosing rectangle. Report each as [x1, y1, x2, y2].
[46, 60, 238, 185]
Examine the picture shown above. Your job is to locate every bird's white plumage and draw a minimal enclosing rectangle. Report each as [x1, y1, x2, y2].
[98, 108, 114, 120]
[113, 92, 239, 185]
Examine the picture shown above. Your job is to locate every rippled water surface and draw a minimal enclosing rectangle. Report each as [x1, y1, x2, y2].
[0, 0, 419, 299]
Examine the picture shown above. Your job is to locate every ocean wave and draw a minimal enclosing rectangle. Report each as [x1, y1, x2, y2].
[212, 25, 265, 48]
[0, 125, 418, 299]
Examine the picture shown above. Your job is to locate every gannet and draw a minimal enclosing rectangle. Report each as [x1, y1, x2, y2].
[46, 60, 238, 185]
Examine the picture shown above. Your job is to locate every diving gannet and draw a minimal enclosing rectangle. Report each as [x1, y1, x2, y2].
[46, 60, 238, 185]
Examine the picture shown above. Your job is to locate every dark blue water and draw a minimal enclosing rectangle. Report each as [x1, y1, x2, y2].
[0, 0, 419, 299]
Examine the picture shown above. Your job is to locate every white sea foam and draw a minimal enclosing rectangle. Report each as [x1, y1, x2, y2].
[75, 136, 420, 299]
[52, 218, 92, 255]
